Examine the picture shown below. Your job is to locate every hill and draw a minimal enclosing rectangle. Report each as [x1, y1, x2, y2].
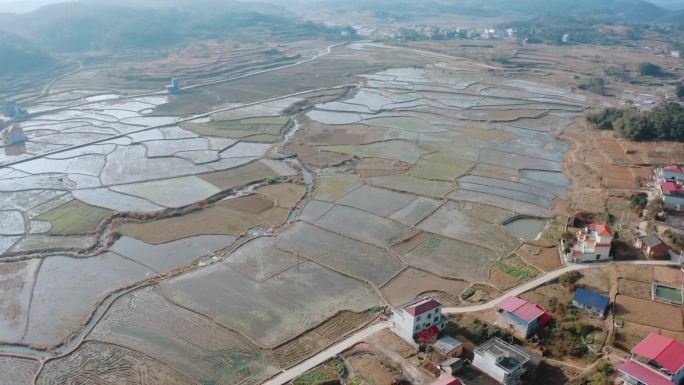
[0, 31, 55, 74]
[0, 1, 352, 54]
[298, 0, 669, 23]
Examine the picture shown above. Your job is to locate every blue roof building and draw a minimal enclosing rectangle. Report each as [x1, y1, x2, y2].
[572, 287, 610, 318]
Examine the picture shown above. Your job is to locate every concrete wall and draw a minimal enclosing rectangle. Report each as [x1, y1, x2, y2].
[496, 312, 529, 338]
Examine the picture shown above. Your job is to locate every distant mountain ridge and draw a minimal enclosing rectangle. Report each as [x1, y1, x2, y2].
[305, 0, 671, 23]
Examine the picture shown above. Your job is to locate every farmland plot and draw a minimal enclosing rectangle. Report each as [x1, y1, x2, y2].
[315, 205, 418, 247]
[400, 233, 498, 281]
[0, 259, 41, 342]
[0, 356, 39, 385]
[89, 287, 279, 385]
[419, 202, 521, 256]
[110, 235, 235, 272]
[336, 185, 416, 217]
[277, 222, 404, 285]
[37, 341, 196, 385]
[161, 260, 382, 347]
[24, 253, 152, 346]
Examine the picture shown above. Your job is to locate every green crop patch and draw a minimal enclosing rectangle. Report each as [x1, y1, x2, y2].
[36, 200, 113, 235]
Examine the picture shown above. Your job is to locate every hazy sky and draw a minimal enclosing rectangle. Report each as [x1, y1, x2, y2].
[2, 0, 684, 11]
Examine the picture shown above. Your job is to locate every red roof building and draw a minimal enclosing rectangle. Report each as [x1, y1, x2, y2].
[496, 296, 550, 338]
[404, 298, 442, 316]
[619, 333, 684, 385]
[566, 224, 613, 263]
[661, 182, 684, 195]
[589, 224, 612, 237]
[664, 165, 683, 173]
[392, 297, 448, 344]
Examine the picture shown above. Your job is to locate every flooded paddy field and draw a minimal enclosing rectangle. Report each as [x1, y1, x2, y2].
[0, 42, 583, 383]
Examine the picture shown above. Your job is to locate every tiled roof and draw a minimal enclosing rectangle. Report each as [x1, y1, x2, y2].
[497, 296, 528, 312]
[619, 359, 676, 385]
[589, 224, 612, 237]
[642, 235, 665, 248]
[632, 333, 684, 374]
[663, 165, 683, 173]
[497, 296, 546, 323]
[404, 298, 441, 316]
[662, 182, 683, 193]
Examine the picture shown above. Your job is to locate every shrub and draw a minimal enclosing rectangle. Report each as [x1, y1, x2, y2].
[461, 287, 476, 300]
[570, 359, 614, 385]
[559, 271, 582, 287]
[293, 368, 330, 385]
[630, 192, 648, 209]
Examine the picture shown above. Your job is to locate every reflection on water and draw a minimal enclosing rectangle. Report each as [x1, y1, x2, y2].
[503, 217, 548, 240]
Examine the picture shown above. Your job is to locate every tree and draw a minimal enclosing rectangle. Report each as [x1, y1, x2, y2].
[578, 77, 606, 95]
[630, 192, 648, 209]
[585, 108, 624, 130]
[559, 271, 582, 287]
[647, 197, 664, 216]
[639, 62, 664, 77]
[677, 84, 684, 100]
[603, 209, 615, 225]
[416, 327, 439, 345]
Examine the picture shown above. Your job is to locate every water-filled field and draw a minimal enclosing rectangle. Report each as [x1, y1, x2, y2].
[0, 42, 582, 383]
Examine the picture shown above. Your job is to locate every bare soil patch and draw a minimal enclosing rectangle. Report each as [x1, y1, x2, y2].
[381, 268, 468, 306]
[270, 311, 377, 368]
[614, 295, 684, 331]
[517, 244, 562, 272]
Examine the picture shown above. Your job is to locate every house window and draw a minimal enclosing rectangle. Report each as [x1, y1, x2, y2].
[415, 325, 420, 331]
[416, 315, 421, 321]
[427, 313, 432, 319]
[596, 255, 601, 260]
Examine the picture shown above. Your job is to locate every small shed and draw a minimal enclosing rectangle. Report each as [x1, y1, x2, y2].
[437, 357, 465, 376]
[433, 336, 463, 359]
[572, 288, 610, 318]
[636, 235, 669, 259]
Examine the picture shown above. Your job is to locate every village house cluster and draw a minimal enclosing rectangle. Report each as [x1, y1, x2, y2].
[389, 290, 622, 385]
[619, 333, 684, 385]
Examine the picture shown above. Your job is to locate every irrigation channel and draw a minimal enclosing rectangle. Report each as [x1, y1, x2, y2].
[0, 114, 316, 359]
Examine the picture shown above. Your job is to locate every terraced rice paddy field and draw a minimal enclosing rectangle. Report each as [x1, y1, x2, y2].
[0, 42, 585, 383]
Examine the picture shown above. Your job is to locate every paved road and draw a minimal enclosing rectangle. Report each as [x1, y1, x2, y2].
[262, 259, 681, 385]
[444, 259, 680, 314]
[261, 322, 390, 385]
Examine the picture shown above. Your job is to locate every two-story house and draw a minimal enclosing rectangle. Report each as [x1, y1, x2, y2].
[472, 338, 530, 385]
[496, 296, 550, 339]
[392, 297, 448, 343]
[619, 333, 684, 385]
[656, 165, 684, 184]
[567, 224, 613, 263]
[660, 182, 684, 211]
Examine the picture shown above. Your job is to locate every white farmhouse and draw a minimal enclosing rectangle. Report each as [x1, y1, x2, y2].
[567, 224, 613, 263]
[391, 297, 448, 343]
[472, 338, 530, 385]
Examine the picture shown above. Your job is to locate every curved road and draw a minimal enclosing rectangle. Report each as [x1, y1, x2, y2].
[263, 259, 681, 385]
